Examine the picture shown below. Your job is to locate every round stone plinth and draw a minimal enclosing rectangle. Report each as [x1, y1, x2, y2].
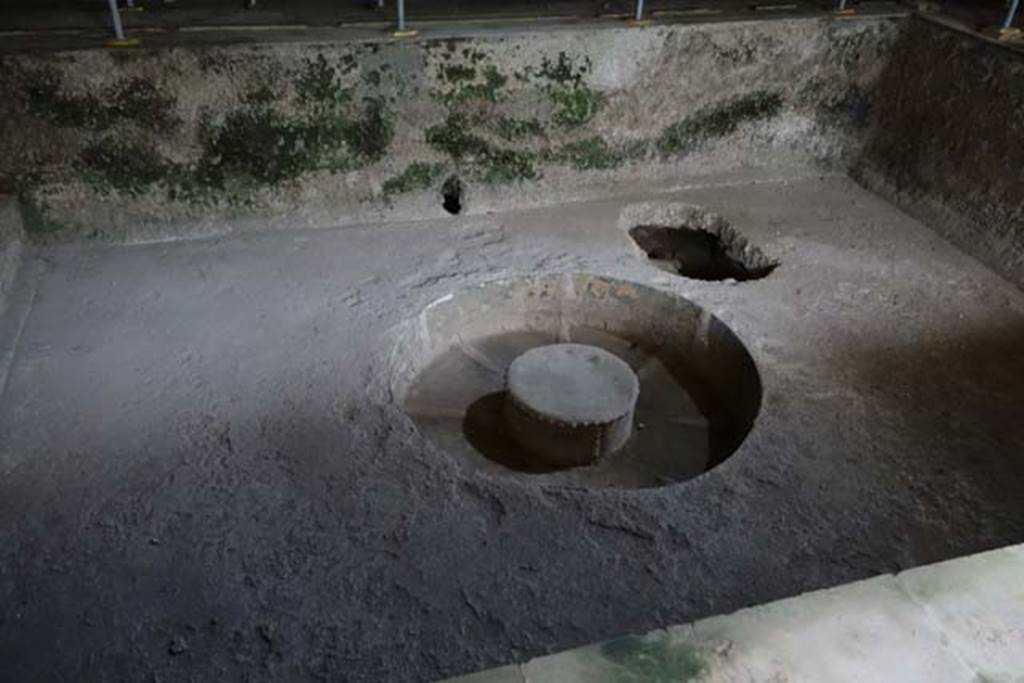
[503, 343, 640, 468]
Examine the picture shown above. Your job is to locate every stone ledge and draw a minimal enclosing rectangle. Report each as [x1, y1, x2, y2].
[445, 543, 1024, 682]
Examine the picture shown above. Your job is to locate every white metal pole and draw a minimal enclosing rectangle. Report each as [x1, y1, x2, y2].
[1004, 0, 1020, 28]
[107, 0, 126, 40]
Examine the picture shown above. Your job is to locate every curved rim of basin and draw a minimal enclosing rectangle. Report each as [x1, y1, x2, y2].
[389, 272, 764, 490]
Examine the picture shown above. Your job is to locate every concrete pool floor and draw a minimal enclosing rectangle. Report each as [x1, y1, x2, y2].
[1, 169, 1023, 680]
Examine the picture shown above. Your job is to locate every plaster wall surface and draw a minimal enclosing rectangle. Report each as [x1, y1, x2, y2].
[855, 16, 1024, 289]
[1, 171, 1022, 681]
[0, 15, 901, 242]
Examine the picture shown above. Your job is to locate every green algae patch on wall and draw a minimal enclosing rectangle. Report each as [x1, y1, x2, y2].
[515, 629, 713, 682]
[2, 45, 402, 222]
[382, 161, 446, 197]
[19, 64, 180, 132]
[531, 52, 602, 128]
[555, 137, 626, 171]
[424, 113, 540, 185]
[599, 634, 707, 682]
[656, 91, 784, 158]
[164, 51, 396, 205]
[409, 42, 643, 192]
[77, 134, 171, 197]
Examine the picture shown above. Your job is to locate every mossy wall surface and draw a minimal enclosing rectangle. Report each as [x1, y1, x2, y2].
[854, 17, 1024, 289]
[0, 16, 902, 241]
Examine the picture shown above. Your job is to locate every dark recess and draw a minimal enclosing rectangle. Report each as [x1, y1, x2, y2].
[629, 224, 777, 281]
[442, 175, 463, 215]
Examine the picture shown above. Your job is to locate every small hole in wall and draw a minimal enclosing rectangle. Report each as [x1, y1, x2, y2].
[442, 175, 463, 215]
[629, 224, 778, 282]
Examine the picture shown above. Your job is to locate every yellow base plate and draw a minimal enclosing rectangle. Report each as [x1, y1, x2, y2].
[981, 25, 1023, 41]
[105, 37, 141, 47]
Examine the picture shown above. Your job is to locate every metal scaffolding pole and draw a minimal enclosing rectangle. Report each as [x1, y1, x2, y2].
[392, 0, 415, 35]
[1004, 0, 1020, 28]
[106, 0, 126, 41]
[105, 0, 140, 46]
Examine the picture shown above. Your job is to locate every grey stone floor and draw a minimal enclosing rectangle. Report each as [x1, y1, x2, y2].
[1, 171, 1023, 681]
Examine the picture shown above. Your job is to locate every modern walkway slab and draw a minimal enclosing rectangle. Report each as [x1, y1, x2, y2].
[448, 543, 1024, 682]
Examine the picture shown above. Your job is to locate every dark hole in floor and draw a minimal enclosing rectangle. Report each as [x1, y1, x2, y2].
[629, 224, 777, 281]
[442, 175, 463, 215]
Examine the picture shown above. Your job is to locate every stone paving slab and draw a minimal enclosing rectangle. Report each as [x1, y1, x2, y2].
[896, 544, 1024, 683]
[446, 543, 1024, 682]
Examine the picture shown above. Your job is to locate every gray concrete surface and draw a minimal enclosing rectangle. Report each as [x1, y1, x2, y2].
[451, 542, 1024, 682]
[1, 169, 1023, 681]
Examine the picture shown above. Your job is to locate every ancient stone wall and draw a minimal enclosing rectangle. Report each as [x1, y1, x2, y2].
[0, 15, 901, 242]
[854, 16, 1024, 289]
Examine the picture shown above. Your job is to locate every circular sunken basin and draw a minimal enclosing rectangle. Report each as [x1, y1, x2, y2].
[390, 274, 762, 489]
